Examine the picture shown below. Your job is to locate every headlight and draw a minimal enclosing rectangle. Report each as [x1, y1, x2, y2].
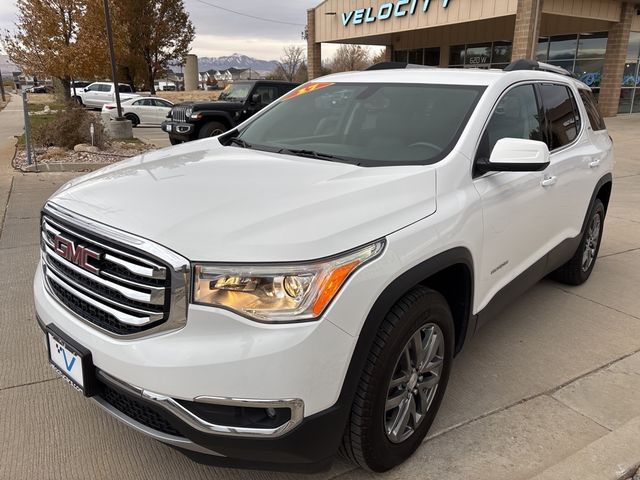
[193, 240, 385, 323]
[185, 107, 193, 117]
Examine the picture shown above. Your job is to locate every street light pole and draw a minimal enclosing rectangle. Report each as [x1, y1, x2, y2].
[0, 68, 6, 102]
[103, 0, 123, 119]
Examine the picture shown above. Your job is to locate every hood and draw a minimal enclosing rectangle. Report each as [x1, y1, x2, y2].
[49, 140, 437, 262]
[175, 101, 244, 111]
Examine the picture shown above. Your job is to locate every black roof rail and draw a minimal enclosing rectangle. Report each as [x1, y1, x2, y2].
[503, 59, 578, 78]
[366, 62, 436, 71]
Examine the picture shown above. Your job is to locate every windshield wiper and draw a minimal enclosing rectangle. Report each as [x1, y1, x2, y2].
[228, 137, 252, 149]
[278, 148, 347, 163]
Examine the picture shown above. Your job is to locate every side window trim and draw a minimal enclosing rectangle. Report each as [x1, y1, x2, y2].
[472, 81, 540, 178]
[538, 82, 585, 155]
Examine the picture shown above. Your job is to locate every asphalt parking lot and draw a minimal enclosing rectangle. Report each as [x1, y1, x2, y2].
[1, 95, 639, 479]
[133, 125, 171, 148]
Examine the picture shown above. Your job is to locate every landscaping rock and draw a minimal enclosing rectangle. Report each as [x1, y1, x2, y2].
[73, 143, 100, 153]
[43, 105, 50, 113]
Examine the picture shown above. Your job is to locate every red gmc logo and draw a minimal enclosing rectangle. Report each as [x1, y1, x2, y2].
[53, 234, 100, 274]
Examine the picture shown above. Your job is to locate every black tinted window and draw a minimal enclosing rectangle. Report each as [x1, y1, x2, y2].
[118, 85, 132, 93]
[540, 84, 581, 149]
[477, 84, 542, 160]
[579, 89, 606, 130]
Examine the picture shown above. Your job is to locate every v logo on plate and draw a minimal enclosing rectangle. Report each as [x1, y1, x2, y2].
[61, 350, 76, 372]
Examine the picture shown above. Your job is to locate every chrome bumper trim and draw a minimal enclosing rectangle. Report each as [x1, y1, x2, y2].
[99, 371, 305, 439]
[92, 396, 225, 456]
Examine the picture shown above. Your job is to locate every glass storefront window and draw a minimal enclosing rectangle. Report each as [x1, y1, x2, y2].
[425, 48, 440, 66]
[492, 41, 512, 64]
[537, 37, 550, 61]
[465, 43, 492, 67]
[623, 62, 639, 87]
[633, 91, 640, 114]
[574, 59, 605, 88]
[577, 32, 607, 59]
[548, 35, 578, 61]
[618, 88, 635, 114]
[548, 60, 574, 72]
[449, 45, 465, 66]
[393, 50, 408, 63]
[628, 32, 640, 60]
[408, 49, 424, 65]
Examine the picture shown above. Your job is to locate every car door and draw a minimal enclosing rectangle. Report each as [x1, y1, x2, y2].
[152, 99, 172, 124]
[246, 85, 278, 119]
[93, 84, 112, 107]
[473, 83, 554, 310]
[539, 84, 608, 249]
[83, 84, 102, 107]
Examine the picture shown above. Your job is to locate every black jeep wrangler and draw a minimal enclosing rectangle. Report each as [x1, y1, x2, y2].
[161, 80, 299, 144]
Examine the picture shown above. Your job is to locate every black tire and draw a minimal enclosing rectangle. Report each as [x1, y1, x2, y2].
[551, 199, 605, 286]
[198, 121, 227, 139]
[169, 136, 182, 145]
[73, 96, 83, 106]
[124, 113, 140, 127]
[340, 286, 454, 472]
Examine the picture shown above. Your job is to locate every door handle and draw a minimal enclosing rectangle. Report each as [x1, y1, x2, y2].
[589, 159, 601, 168]
[541, 176, 557, 187]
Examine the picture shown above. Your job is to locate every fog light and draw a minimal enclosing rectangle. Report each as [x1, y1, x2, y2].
[266, 407, 277, 419]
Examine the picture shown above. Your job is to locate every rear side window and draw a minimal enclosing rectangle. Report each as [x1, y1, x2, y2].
[539, 84, 581, 150]
[477, 84, 543, 160]
[118, 85, 132, 93]
[579, 89, 606, 131]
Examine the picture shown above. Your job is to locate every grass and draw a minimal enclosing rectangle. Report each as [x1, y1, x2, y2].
[17, 114, 56, 146]
[113, 137, 143, 144]
[27, 102, 66, 113]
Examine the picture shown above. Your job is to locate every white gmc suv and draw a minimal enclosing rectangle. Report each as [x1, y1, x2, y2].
[34, 60, 613, 472]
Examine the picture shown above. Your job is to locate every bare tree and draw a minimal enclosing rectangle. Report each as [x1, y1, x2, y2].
[276, 46, 305, 82]
[371, 48, 387, 65]
[329, 45, 371, 73]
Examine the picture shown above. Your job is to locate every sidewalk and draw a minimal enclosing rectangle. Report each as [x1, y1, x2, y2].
[0, 114, 638, 480]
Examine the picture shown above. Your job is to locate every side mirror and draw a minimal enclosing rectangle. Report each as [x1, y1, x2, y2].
[250, 93, 261, 104]
[83, 88, 88, 92]
[476, 138, 550, 174]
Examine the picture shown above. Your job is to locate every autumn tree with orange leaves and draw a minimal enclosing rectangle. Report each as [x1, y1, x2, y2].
[2, 0, 195, 98]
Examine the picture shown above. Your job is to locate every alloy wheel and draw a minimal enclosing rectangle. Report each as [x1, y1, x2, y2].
[582, 213, 601, 272]
[384, 323, 444, 444]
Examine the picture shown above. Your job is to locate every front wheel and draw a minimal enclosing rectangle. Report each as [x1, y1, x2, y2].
[551, 199, 605, 285]
[169, 136, 182, 145]
[198, 121, 227, 139]
[340, 286, 454, 472]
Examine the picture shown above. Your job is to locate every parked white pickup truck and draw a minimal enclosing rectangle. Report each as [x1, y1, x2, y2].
[72, 82, 139, 108]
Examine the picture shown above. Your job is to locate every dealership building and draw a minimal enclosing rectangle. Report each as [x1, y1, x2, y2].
[306, 0, 640, 116]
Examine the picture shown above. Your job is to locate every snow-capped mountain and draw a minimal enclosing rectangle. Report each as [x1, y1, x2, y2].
[171, 53, 279, 73]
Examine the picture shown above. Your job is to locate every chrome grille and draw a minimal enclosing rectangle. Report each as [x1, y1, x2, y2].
[40, 203, 189, 337]
[171, 106, 187, 123]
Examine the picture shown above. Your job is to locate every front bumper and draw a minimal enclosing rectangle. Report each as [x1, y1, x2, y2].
[161, 121, 194, 139]
[34, 264, 355, 466]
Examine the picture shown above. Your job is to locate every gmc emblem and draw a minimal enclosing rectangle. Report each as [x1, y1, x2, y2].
[53, 234, 100, 274]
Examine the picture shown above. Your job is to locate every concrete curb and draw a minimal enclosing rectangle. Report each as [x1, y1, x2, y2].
[529, 415, 640, 480]
[19, 162, 111, 173]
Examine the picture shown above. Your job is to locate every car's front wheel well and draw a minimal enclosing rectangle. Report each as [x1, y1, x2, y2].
[420, 263, 473, 355]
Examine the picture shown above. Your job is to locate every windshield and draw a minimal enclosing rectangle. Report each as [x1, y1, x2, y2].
[236, 82, 484, 166]
[218, 83, 251, 102]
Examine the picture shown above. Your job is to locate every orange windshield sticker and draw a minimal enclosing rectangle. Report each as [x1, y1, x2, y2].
[283, 82, 335, 100]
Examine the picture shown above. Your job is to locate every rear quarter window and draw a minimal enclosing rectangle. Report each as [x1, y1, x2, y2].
[578, 89, 606, 131]
[539, 84, 581, 150]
